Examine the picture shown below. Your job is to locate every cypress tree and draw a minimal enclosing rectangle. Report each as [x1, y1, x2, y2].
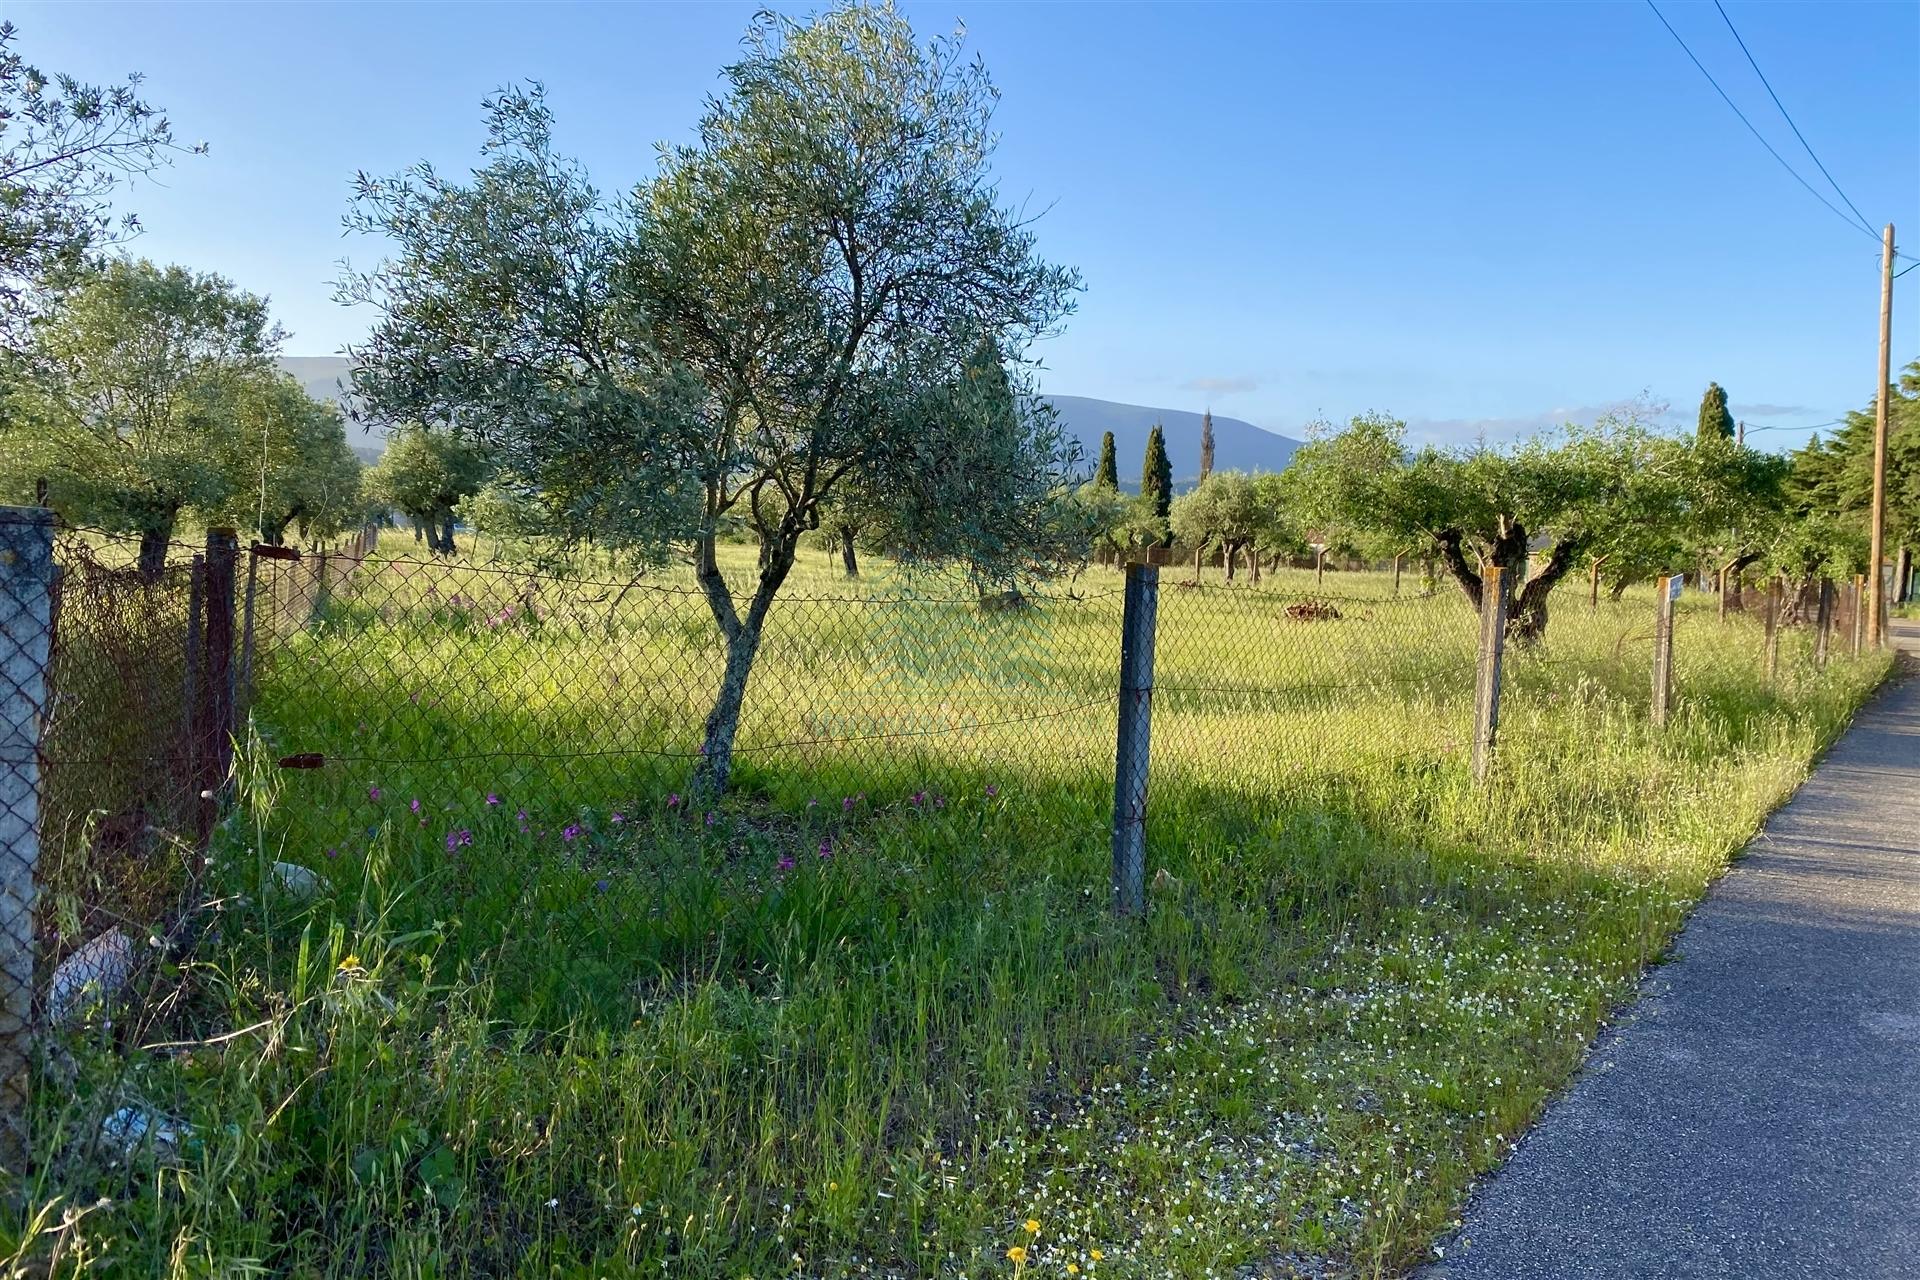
[1697, 382, 1735, 442]
[1142, 422, 1173, 541]
[1095, 430, 1118, 488]
[1199, 408, 1215, 480]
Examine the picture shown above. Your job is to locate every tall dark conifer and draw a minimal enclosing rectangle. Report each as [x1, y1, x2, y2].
[1697, 382, 1735, 442]
[1095, 430, 1118, 488]
[1142, 422, 1173, 542]
[1199, 408, 1215, 480]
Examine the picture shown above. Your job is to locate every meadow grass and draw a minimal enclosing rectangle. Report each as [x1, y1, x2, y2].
[12, 538, 1890, 1279]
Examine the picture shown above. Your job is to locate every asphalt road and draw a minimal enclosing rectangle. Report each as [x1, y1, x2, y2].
[1422, 624, 1920, 1279]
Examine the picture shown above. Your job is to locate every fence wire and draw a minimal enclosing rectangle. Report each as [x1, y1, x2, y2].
[2, 519, 1885, 1216]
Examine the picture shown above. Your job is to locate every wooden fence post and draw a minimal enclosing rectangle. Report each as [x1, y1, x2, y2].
[1763, 580, 1780, 688]
[311, 550, 330, 624]
[1814, 577, 1833, 668]
[1392, 552, 1403, 597]
[1111, 563, 1158, 917]
[0, 507, 55, 1176]
[1652, 573, 1681, 727]
[1471, 566, 1507, 781]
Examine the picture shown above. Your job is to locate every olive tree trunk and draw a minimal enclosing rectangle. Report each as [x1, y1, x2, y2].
[694, 530, 797, 796]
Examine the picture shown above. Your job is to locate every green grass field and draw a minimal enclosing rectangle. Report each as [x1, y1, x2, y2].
[16, 535, 1891, 1279]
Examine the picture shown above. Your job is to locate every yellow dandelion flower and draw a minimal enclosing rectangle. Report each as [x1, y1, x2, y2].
[1068, 1266, 1081, 1276]
[338, 954, 361, 971]
[1025, 1219, 1041, 1235]
[1090, 1249, 1104, 1261]
[1006, 1245, 1028, 1264]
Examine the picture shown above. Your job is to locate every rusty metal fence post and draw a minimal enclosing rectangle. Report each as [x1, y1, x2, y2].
[1111, 563, 1158, 917]
[201, 530, 238, 818]
[0, 507, 54, 1177]
[1471, 566, 1507, 781]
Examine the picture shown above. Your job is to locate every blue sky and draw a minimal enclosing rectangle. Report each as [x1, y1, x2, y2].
[14, 1, 1917, 447]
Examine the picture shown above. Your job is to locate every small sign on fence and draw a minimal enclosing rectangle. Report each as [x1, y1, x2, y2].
[1668, 574, 1684, 602]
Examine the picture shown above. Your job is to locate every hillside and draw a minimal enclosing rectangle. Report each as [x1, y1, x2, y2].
[1045, 395, 1299, 488]
[278, 357, 1302, 481]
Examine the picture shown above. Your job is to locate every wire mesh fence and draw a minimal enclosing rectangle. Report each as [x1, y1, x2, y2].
[0, 512, 1891, 1191]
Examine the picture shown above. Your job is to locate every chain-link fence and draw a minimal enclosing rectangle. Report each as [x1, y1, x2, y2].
[0, 511, 1887, 1185]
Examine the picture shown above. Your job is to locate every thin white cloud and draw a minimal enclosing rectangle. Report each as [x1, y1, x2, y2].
[1179, 376, 1259, 396]
[1730, 402, 1815, 418]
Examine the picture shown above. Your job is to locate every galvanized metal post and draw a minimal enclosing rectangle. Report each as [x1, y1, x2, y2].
[1111, 563, 1158, 917]
[0, 507, 54, 1176]
[1471, 566, 1507, 781]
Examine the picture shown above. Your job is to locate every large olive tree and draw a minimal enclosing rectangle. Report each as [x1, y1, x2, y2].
[342, 4, 1082, 793]
[4, 258, 281, 574]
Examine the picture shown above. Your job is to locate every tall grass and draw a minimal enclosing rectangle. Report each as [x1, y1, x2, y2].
[10, 540, 1888, 1279]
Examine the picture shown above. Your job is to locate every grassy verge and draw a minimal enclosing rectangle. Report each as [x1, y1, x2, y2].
[11, 547, 1891, 1279]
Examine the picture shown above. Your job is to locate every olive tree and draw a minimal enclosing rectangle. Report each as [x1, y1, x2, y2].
[216, 368, 364, 544]
[365, 427, 490, 554]
[1282, 410, 1712, 641]
[0, 21, 196, 343]
[342, 5, 1081, 794]
[3, 258, 280, 574]
[1170, 470, 1266, 580]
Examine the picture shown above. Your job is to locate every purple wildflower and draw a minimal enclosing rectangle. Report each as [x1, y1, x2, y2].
[985, 784, 998, 798]
[611, 811, 625, 825]
[324, 847, 340, 860]
[562, 823, 582, 843]
[910, 791, 925, 808]
[704, 811, 716, 827]
[933, 794, 945, 810]
[667, 793, 682, 810]
[777, 855, 795, 871]
[368, 786, 382, 802]
[818, 838, 833, 859]
[444, 828, 473, 853]
[594, 878, 610, 893]
[842, 796, 855, 812]
[410, 798, 421, 814]
[485, 793, 500, 807]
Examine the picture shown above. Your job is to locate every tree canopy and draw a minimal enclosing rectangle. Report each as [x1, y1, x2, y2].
[1, 257, 283, 572]
[343, 3, 1083, 792]
[0, 22, 195, 345]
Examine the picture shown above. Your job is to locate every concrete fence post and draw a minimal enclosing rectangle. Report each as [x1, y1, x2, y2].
[1471, 566, 1507, 781]
[1852, 573, 1865, 658]
[1652, 573, 1682, 728]
[0, 507, 54, 1176]
[1763, 581, 1780, 689]
[1814, 578, 1834, 668]
[1111, 563, 1158, 917]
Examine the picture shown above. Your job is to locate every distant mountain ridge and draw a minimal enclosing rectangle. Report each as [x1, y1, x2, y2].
[278, 357, 1303, 483]
[1043, 395, 1299, 489]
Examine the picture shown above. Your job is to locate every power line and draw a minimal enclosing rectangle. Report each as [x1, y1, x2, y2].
[1644, 1, 1905, 258]
[1711, 0, 1875, 237]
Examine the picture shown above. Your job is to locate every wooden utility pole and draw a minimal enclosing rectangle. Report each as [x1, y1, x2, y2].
[1867, 223, 1895, 647]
